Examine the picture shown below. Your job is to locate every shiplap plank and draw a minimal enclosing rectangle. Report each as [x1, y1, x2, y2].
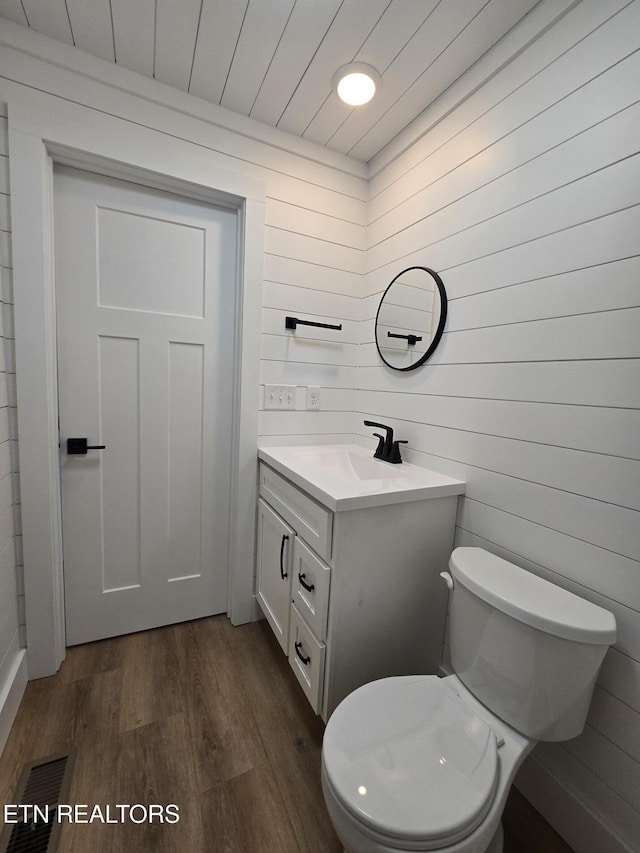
[449, 257, 640, 332]
[65, 0, 114, 62]
[523, 742, 640, 853]
[262, 281, 360, 322]
[22, 0, 73, 45]
[265, 227, 363, 275]
[261, 334, 356, 369]
[377, 442, 640, 563]
[0, 195, 9, 232]
[457, 498, 640, 614]
[364, 309, 640, 366]
[368, 92, 640, 266]
[369, 0, 635, 198]
[369, 50, 640, 241]
[261, 361, 357, 391]
[589, 687, 640, 761]
[368, 203, 640, 302]
[264, 255, 362, 299]
[277, 0, 390, 137]
[357, 387, 640, 463]
[188, 0, 247, 104]
[0, 115, 7, 154]
[386, 417, 639, 519]
[565, 726, 640, 813]
[349, 0, 541, 162]
[0, 0, 27, 27]
[303, 0, 440, 147]
[0, 154, 11, 195]
[367, 154, 640, 277]
[221, 0, 295, 116]
[154, 0, 201, 90]
[356, 359, 640, 410]
[259, 411, 355, 437]
[250, 0, 342, 126]
[599, 650, 640, 718]
[266, 198, 365, 249]
[111, 0, 155, 78]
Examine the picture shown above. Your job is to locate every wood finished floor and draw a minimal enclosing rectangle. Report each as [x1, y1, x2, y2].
[0, 616, 574, 852]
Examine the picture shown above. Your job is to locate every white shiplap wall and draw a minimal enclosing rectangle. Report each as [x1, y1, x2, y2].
[0, 103, 23, 749]
[361, 1, 640, 851]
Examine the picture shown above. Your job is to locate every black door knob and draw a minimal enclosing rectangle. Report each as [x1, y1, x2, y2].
[67, 438, 106, 455]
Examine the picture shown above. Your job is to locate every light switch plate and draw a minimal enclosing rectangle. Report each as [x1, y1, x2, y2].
[264, 385, 297, 410]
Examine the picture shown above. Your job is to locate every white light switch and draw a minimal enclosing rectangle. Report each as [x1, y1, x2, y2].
[264, 384, 297, 410]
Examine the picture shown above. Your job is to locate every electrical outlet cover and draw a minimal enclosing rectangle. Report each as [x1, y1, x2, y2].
[306, 386, 321, 410]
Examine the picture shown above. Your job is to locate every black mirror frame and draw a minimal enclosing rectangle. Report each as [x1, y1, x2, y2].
[374, 266, 448, 372]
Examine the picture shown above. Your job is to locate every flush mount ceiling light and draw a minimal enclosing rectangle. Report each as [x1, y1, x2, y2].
[333, 63, 381, 106]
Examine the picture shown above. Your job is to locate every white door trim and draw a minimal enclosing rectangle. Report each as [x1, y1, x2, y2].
[8, 100, 265, 678]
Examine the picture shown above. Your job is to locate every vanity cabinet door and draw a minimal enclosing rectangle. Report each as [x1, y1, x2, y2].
[257, 498, 294, 653]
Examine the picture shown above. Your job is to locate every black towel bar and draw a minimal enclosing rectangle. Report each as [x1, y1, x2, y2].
[387, 331, 422, 346]
[286, 316, 342, 331]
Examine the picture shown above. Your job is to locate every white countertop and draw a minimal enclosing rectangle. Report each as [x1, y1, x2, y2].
[257, 444, 465, 511]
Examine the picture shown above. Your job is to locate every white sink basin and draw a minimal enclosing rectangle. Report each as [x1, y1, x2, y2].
[294, 446, 400, 480]
[258, 444, 465, 511]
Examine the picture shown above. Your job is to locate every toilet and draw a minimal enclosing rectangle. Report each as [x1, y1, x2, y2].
[321, 547, 616, 853]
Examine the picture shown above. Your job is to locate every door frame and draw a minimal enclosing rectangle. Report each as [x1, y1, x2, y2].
[8, 100, 265, 678]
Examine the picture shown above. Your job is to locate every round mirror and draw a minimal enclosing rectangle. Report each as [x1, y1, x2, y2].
[375, 266, 447, 371]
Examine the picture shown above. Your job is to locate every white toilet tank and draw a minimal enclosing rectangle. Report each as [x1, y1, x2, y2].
[447, 548, 616, 741]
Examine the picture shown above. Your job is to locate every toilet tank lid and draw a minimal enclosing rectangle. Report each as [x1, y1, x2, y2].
[449, 548, 616, 645]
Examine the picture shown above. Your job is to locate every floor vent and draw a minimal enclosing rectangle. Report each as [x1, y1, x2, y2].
[1, 754, 73, 853]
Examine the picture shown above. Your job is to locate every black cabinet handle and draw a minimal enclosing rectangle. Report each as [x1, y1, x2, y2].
[279, 534, 289, 580]
[294, 641, 310, 666]
[298, 572, 315, 592]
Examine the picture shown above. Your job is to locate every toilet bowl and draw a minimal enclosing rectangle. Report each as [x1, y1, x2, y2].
[322, 674, 533, 853]
[321, 548, 616, 853]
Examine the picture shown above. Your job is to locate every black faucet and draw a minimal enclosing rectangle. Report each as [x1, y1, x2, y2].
[363, 421, 408, 464]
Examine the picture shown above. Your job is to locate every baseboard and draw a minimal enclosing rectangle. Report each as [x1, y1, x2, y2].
[251, 594, 266, 623]
[515, 750, 634, 853]
[0, 639, 28, 755]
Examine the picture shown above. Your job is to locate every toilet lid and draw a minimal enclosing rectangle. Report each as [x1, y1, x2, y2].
[323, 677, 498, 846]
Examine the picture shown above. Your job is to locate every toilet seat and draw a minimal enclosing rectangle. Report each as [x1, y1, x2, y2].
[322, 676, 499, 849]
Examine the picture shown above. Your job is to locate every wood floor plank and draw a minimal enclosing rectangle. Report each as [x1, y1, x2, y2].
[230, 620, 341, 853]
[201, 764, 301, 853]
[173, 618, 267, 789]
[118, 625, 183, 733]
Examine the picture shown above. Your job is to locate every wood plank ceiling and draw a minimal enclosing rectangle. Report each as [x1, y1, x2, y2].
[0, 0, 542, 162]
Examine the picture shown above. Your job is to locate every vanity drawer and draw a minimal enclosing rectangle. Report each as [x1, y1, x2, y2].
[292, 538, 331, 642]
[259, 463, 333, 561]
[288, 604, 325, 714]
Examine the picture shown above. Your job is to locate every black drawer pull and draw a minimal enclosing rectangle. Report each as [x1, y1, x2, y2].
[294, 641, 310, 666]
[298, 572, 315, 592]
[280, 534, 289, 580]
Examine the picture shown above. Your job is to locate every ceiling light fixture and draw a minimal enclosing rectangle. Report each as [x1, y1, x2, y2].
[333, 63, 380, 106]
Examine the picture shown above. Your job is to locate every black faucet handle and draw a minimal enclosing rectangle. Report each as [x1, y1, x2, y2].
[389, 440, 408, 464]
[372, 433, 386, 459]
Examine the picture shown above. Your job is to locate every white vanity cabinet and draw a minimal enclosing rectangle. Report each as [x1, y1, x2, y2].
[256, 446, 465, 721]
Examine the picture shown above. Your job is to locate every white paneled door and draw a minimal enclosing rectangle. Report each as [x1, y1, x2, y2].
[54, 166, 237, 645]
